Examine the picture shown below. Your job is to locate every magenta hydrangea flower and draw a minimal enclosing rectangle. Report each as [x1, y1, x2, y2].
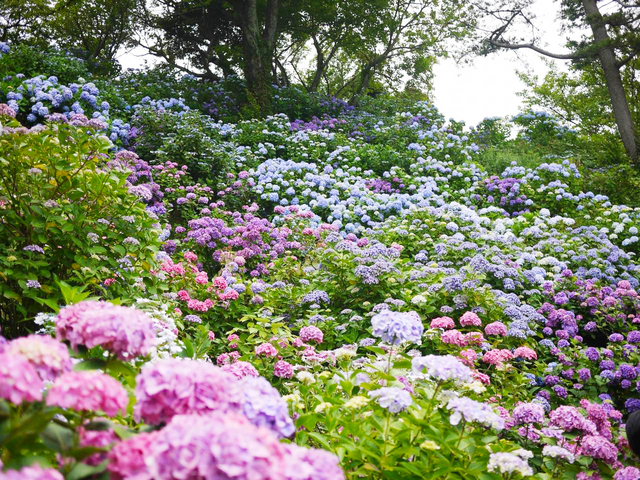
[146, 413, 287, 480]
[108, 431, 159, 480]
[0, 465, 64, 480]
[614, 467, 640, 480]
[221, 361, 259, 379]
[299, 326, 323, 344]
[549, 406, 595, 434]
[484, 322, 508, 336]
[134, 358, 242, 424]
[6, 335, 72, 381]
[56, 301, 156, 360]
[0, 352, 43, 404]
[580, 435, 618, 464]
[459, 311, 482, 327]
[273, 360, 294, 379]
[46, 371, 128, 417]
[284, 444, 345, 480]
[430, 316, 455, 329]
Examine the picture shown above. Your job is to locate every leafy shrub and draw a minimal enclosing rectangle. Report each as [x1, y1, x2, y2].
[0, 44, 90, 85]
[0, 115, 161, 336]
[131, 108, 233, 190]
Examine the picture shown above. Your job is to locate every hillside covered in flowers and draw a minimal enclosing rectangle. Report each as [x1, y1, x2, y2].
[2, 45, 640, 480]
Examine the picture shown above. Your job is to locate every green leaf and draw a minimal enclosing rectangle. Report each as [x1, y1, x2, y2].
[67, 460, 108, 480]
[40, 423, 74, 453]
[74, 359, 107, 371]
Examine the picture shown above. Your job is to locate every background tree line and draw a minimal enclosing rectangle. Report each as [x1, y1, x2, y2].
[1, 0, 639, 167]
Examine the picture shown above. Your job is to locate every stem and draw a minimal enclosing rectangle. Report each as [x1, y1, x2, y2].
[379, 409, 392, 478]
[455, 422, 465, 450]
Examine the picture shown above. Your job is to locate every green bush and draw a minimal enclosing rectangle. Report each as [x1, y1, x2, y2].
[0, 116, 161, 336]
[0, 44, 91, 84]
[131, 108, 233, 190]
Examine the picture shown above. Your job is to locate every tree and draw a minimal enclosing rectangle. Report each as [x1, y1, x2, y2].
[140, 0, 243, 80]
[0, 0, 141, 73]
[478, 0, 640, 164]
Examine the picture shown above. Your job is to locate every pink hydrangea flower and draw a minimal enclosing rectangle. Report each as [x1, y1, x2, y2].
[514, 346, 538, 360]
[0, 465, 64, 480]
[56, 301, 156, 360]
[299, 326, 323, 344]
[0, 352, 43, 404]
[6, 335, 72, 382]
[0, 103, 17, 118]
[484, 322, 508, 336]
[274, 360, 294, 379]
[212, 277, 228, 290]
[183, 251, 198, 263]
[459, 311, 482, 327]
[472, 371, 491, 385]
[459, 349, 477, 366]
[482, 349, 514, 366]
[146, 413, 287, 480]
[430, 316, 455, 329]
[134, 358, 242, 424]
[580, 435, 618, 464]
[46, 371, 128, 417]
[107, 431, 159, 480]
[463, 332, 485, 345]
[441, 329, 467, 346]
[78, 425, 119, 466]
[222, 361, 259, 379]
[255, 343, 278, 357]
[284, 444, 345, 480]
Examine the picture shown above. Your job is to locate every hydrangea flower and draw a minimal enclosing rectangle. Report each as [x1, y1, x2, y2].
[6, 335, 72, 381]
[430, 316, 455, 329]
[284, 444, 345, 480]
[274, 360, 294, 378]
[0, 465, 64, 480]
[512, 403, 545, 425]
[368, 387, 412, 413]
[240, 377, 295, 438]
[46, 371, 128, 417]
[299, 326, 323, 343]
[487, 451, 533, 477]
[0, 352, 45, 405]
[107, 431, 159, 480]
[371, 311, 423, 345]
[134, 358, 242, 424]
[56, 301, 156, 360]
[221, 361, 259, 378]
[411, 354, 473, 383]
[446, 397, 504, 430]
[542, 445, 574, 463]
[146, 412, 287, 480]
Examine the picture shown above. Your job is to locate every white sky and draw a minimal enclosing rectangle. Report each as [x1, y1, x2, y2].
[118, 0, 576, 127]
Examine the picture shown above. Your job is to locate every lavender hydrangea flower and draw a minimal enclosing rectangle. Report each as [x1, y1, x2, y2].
[371, 311, 424, 345]
[239, 376, 295, 438]
[512, 403, 545, 425]
[368, 387, 412, 413]
[411, 354, 472, 383]
[446, 397, 504, 430]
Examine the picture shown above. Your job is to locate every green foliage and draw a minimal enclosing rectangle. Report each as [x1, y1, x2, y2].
[0, 45, 90, 84]
[0, 118, 161, 336]
[131, 108, 233, 189]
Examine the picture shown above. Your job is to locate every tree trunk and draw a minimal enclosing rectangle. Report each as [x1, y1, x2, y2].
[582, 0, 638, 163]
[233, 0, 279, 116]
